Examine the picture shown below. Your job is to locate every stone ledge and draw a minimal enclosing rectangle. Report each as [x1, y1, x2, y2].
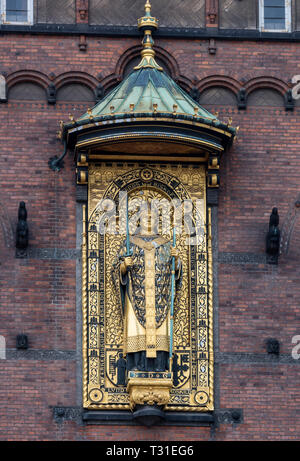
[27, 248, 80, 260]
[5, 350, 298, 364]
[82, 409, 215, 426]
[1, 23, 300, 42]
[218, 252, 267, 264]
[50, 407, 243, 426]
[215, 352, 299, 365]
[6, 349, 77, 360]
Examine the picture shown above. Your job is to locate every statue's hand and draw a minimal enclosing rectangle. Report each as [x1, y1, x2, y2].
[124, 256, 133, 269]
[170, 247, 179, 258]
[171, 247, 180, 269]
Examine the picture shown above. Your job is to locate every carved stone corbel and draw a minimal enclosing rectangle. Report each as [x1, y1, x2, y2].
[237, 88, 247, 110]
[77, 0, 88, 22]
[16, 201, 29, 258]
[206, 0, 218, 26]
[127, 377, 173, 410]
[47, 83, 56, 104]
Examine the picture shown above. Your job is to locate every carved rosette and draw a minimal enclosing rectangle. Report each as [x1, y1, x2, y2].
[127, 378, 173, 410]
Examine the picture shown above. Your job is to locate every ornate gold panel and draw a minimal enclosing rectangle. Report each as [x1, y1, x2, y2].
[82, 162, 213, 412]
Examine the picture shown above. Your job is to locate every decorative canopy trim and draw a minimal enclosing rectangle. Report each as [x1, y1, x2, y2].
[64, 111, 235, 148]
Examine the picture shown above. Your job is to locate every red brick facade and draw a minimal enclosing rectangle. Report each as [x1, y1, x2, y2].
[0, 12, 300, 441]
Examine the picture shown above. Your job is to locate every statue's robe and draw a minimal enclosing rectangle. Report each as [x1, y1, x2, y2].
[112, 234, 181, 371]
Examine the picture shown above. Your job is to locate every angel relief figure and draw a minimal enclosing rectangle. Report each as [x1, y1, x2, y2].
[112, 206, 181, 374]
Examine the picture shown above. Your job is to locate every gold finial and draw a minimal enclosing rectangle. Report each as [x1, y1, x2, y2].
[69, 113, 76, 124]
[153, 103, 158, 113]
[130, 103, 135, 112]
[173, 104, 178, 115]
[110, 106, 115, 114]
[145, 0, 151, 13]
[87, 108, 93, 120]
[58, 121, 64, 140]
[139, 0, 157, 27]
[134, 1, 162, 71]
[233, 126, 239, 141]
[194, 107, 199, 117]
[227, 117, 232, 127]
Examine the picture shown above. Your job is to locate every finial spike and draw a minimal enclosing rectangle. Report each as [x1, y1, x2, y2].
[134, 1, 162, 71]
[69, 113, 76, 124]
[145, 0, 151, 12]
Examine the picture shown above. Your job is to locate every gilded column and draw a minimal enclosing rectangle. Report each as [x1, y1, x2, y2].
[145, 248, 157, 357]
[82, 204, 88, 406]
[208, 207, 214, 409]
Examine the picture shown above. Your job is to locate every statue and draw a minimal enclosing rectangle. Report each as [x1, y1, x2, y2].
[116, 353, 127, 386]
[266, 207, 280, 264]
[16, 201, 28, 257]
[113, 210, 181, 373]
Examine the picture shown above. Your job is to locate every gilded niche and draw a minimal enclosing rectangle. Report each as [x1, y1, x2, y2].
[82, 163, 213, 412]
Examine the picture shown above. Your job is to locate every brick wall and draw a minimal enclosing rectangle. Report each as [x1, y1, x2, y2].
[0, 31, 299, 440]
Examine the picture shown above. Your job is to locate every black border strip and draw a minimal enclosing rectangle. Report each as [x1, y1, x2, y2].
[82, 410, 215, 426]
[1, 23, 300, 41]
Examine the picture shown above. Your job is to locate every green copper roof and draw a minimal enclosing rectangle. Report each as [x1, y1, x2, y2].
[78, 67, 215, 121]
[61, 1, 236, 154]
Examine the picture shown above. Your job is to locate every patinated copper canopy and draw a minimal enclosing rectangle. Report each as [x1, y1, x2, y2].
[59, 1, 236, 166]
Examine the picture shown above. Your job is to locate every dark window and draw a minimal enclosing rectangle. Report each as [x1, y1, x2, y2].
[219, 0, 258, 30]
[264, 0, 286, 30]
[123, 56, 170, 78]
[36, 0, 76, 25]
[198, 87, 237, 106]
[6, 0, 28, 22]
[56, 84, 95, 102]
[8, 82, 46, 101]
[247, 89, 284, 107]
[89, 0, 205, 28]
